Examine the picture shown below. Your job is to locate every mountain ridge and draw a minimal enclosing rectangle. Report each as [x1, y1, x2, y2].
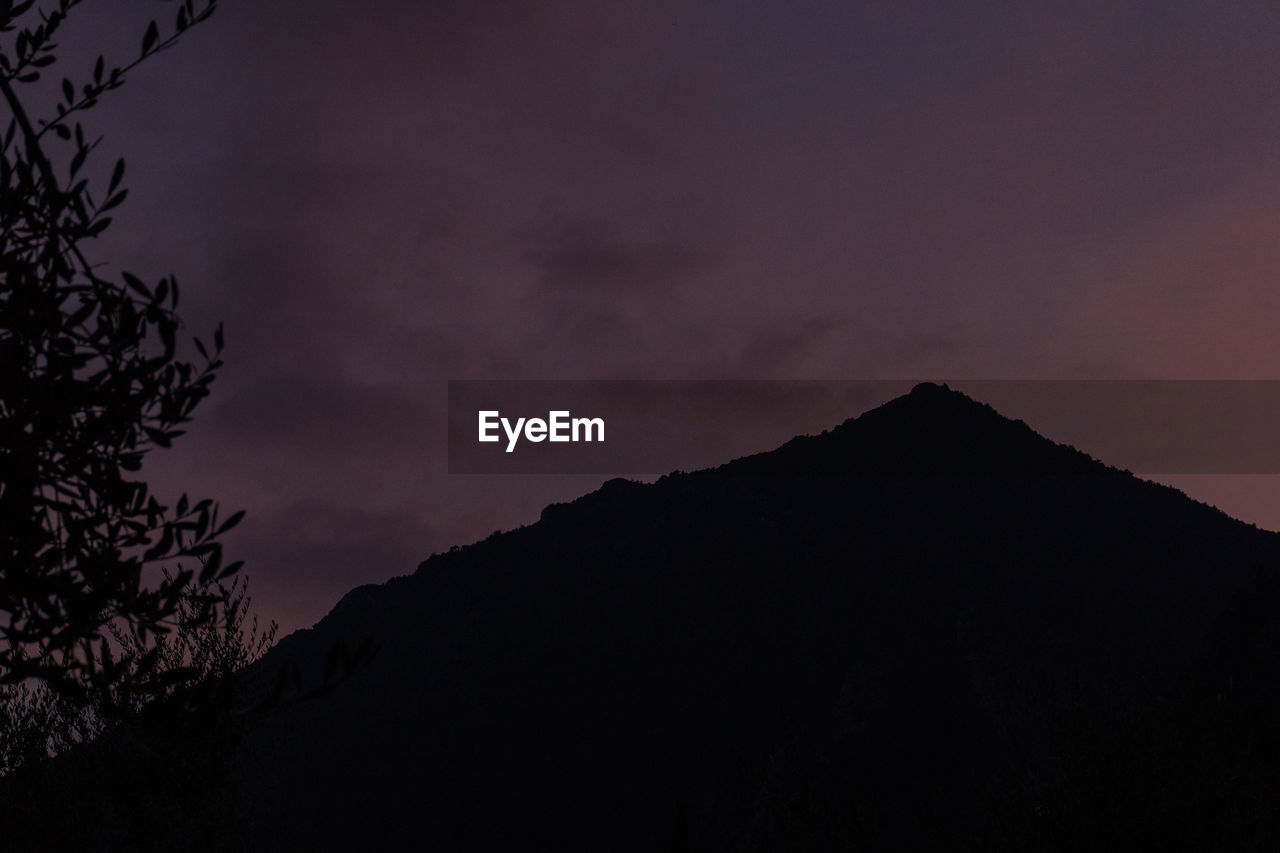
[246, 382, 1280, 851]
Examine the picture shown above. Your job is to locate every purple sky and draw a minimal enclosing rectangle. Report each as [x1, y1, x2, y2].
[46, 1, 1280, 634]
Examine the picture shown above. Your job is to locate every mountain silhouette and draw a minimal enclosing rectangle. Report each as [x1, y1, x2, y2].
[234, 383, 1280, 851]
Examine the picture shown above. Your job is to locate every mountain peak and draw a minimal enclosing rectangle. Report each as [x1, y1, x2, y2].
[241, 384, 1280, 852]
[909, 379, 956, 395]
[732, 382, 1104, 476]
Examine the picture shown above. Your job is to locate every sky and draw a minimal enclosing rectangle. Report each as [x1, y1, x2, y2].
[32, 0, 1280, 634]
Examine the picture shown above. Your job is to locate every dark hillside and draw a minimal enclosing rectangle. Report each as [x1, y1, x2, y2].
[240, 383, 1280, 851]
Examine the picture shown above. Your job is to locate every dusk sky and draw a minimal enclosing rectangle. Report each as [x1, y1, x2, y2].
[54, 1, 1280, 634]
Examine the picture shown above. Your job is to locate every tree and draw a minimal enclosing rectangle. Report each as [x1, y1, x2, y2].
[0, 571, 279, 851]
[0, 0, 239, 709]
[0, 570, 278, 776]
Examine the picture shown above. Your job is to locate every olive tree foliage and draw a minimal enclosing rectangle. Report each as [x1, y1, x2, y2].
[0, 571, 278, 776]
[0, 0, 240, 706]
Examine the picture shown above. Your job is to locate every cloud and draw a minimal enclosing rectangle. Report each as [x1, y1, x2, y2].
[68, 0, 1280, 637]
[732, 316, 846, 376]
[526, 220, 714, 291]
[227, 498, 442, 633]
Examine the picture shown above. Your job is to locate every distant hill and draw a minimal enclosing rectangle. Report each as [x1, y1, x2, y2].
[238, 382, 1280, 851]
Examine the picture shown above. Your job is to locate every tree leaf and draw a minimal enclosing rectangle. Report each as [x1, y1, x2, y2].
[142, 20, 159, 54]
[109, 158, 125, 193]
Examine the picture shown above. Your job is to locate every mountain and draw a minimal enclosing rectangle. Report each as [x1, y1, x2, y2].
[236, 383, 1280, 851]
